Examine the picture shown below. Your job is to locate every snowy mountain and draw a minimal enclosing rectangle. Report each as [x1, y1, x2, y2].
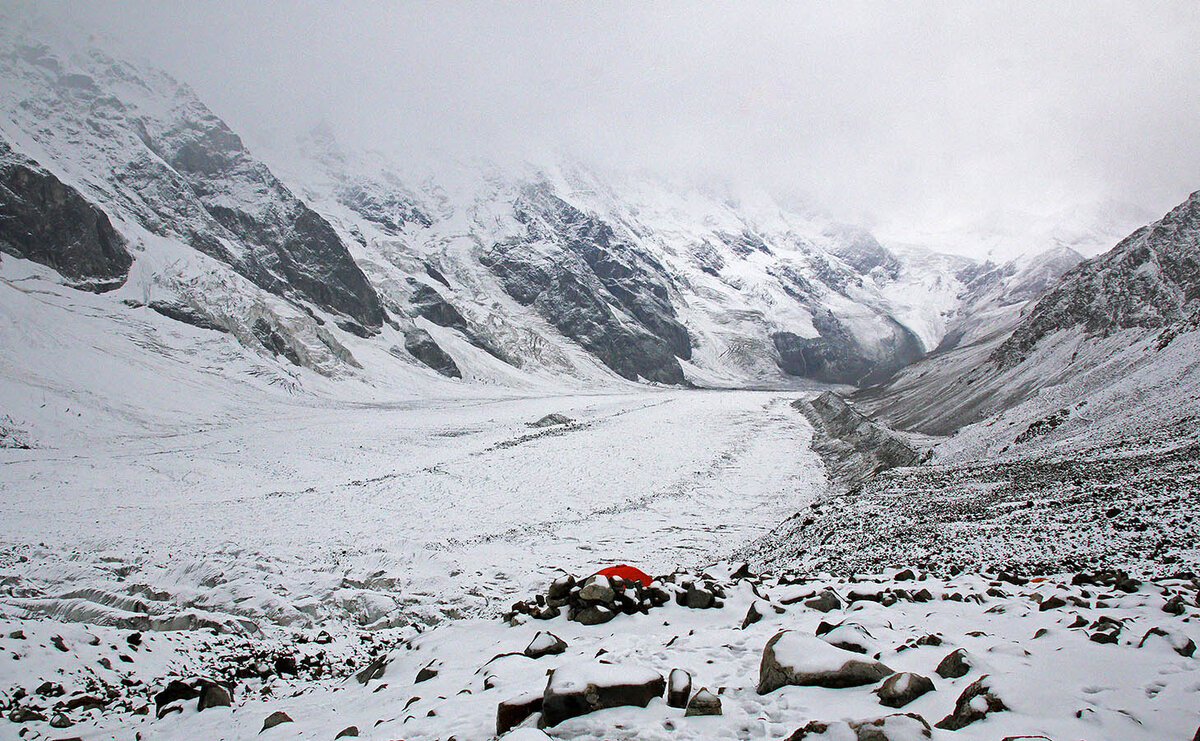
[0, 29, 1051, 394]
[856, 190, 1200, 459]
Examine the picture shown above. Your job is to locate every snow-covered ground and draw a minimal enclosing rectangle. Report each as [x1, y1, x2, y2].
[0, 384, 825, 632]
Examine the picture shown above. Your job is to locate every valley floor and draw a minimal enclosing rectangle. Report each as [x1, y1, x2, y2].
[0, 389, 825, 631]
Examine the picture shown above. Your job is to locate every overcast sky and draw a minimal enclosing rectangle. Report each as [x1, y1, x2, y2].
[14, 1, 1200, 244]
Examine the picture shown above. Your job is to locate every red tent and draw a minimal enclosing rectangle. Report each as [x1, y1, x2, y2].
[596, 564, 653, 588]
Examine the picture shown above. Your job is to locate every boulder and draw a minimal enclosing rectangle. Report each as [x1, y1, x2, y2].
[335, 726, 359, 738]
[785, 712, 931, 740]
[935, 676, 1007, 730]
[155, 680, 199, 719]
[684, 687, 722, 717]
[261, 710, 293, 732]
[935, 648, 971, 679]
[578, 576, 617, 604]
[820, 622, 876, 654]
[571, 605, 616, 625]
[355, 654, 389, 684]
[196, 680, 232, 711]
[497, 692, 544, 735]
[742, 601, 764, 629]
[415, 660, 441, 683]
[667, 668, 692, 708]
[805, 589, 842, 613]
[1138, 627, 1197, 657]
[758, 631, 893, 694]
[541, 661, 665, 727]
[874, 672, 935, 708]
[524, 631, 567, 659]
[1039, 595, 1067, 611]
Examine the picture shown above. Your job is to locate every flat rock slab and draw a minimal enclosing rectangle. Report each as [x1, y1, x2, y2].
[758, 630, 894, 694]
[542, 661, 665, 727]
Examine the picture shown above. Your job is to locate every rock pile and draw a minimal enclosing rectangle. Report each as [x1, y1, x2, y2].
[505, 570, 728, 625]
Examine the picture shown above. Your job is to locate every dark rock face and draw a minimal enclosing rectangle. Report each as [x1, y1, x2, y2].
[0, 141, 131, 290]
[793, 392, 923, 486]
[1, 49, 382, 329]
[497, 693, 543, 735]
[404, 328, 461, 378]
[146, 118, 384, 330]
[773, 312, 924, 386]
[480, 183, 690, 384]
[994, 191, 1200, 367]
[409, 283, 468, 331]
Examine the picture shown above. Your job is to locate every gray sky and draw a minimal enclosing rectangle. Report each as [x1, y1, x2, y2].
[14, 1, 1200, 244]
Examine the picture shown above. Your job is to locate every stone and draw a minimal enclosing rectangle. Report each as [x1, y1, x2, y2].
[261, 710, 294, 732]
[935, 676, 1007, 730]
[64, 695, 106, 711]
[355, 654, 389, 684]
[820, 622, 875, 654]
[415, 660, 440, 683]
[1039, 595, 1067, 611]
[667, 668, 692, 708]
[1138, 627, 1197, 657]
[1163, 595, 1186, 615]
[335, 726, 359, 738]
[8, 707, 47, 723]
[684, 687, 722, 717]
[758, 631, 893, 694]
[404, 328, 461, 378]
[524, 632, 567, 659]
[497, 692, 543, 735]
[578, 576, 617, 604]
[197, 680, 232, 711]
[572, 605, 616, 625]
[155, 680, 199, 718]
[935, 648, 970, 679]
[874, 672, 935, 708]
[541, 661, 665, 727]
[805, 589, 841, 612]
[36, 682, 65, 697]
[785, 712, 931, 740]
[742, 601, 764, 629]
[49, 712, 72, 728]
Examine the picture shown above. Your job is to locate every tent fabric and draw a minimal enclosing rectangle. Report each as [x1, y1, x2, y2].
[596, 564, 653, 587]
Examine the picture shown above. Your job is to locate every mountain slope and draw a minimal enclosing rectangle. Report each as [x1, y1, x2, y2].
[856, 191, 1200, 454]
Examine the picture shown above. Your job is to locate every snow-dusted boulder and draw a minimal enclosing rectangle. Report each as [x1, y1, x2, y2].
[524, 631, 567, 659]
[934, 675, 1007, 730]
[758, 630, 893, 694]
[784, 712, 931, 740]
[874, 672, 935, 708]
[497, 692, 544, 736]
[1138, 627, 1196, 657]
[666, 668, 691, 708]
[684, 687, 722, 717]
[541, 661, 665, 727]
[935, 647, 971, 678]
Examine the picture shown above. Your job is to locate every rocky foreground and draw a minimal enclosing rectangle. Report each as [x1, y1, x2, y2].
[2, 563, 1198, 740]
